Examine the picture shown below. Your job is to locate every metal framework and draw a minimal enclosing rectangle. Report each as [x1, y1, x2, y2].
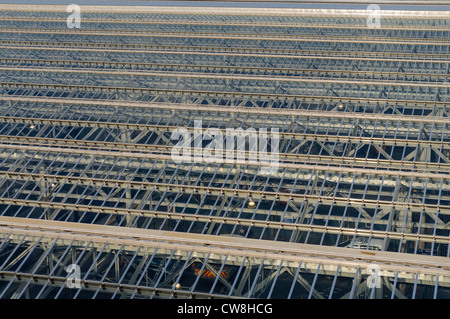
[0, 4, 449, 299]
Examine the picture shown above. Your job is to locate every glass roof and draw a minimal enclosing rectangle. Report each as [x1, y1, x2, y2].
[0, 4, 449, 300]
